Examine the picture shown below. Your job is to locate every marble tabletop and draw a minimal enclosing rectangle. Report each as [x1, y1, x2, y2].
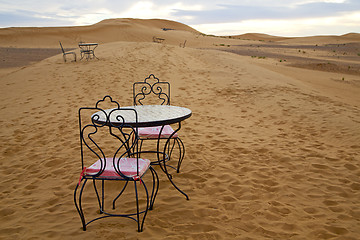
[92, 105, 192, 127]
[78, 43, 98, 46]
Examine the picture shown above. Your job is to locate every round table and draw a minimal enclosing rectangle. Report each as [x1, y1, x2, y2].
[92, 105, 192, 127]
[92, 105, 192, 199]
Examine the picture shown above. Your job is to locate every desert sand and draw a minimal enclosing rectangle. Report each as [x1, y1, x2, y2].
[0, 18, 359, 239]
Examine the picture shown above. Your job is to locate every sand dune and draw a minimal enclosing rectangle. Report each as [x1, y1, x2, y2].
[281, 33, 360, 44]
[232, 32, 360, 44]
[231, 33, 292, 41]
[0, 19, 359, 239]
[0, 18, 200, 48]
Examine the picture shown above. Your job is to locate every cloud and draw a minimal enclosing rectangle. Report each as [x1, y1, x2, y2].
[117, 1, 203, 20]
[0, 0, 122, 27]
[0, 10, 73, 27]
[172, 0, 360, 24]
[192, 11, 360, 36]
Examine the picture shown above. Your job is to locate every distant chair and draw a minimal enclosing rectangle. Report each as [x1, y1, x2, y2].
[59, 41, 76, 62]
[179, 40, 187, 48]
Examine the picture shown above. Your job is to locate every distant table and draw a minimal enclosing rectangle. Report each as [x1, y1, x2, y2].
[153, 36, 165, 43]
[78, 43, 98, 60]
[92, 105, 192, 199]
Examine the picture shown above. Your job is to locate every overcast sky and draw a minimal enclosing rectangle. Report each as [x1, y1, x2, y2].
[0, 0, 359, 37]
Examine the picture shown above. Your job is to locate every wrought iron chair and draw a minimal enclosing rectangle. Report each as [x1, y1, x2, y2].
[133, 74, 186, 173]
[74, 95, 159, 232]
[59, 41, 76, 62]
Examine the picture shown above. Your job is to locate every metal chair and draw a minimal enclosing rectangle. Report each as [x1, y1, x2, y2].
[133, 74, 186, 173]
[74, 95, 159, 232]
[59, 41, 76, 62]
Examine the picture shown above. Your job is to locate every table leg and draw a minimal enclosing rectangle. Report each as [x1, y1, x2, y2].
[92, 45, 99, 60]
[79, 45, 99, 60]
[157, 123, 189, 200]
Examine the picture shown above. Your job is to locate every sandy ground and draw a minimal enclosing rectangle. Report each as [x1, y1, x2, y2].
[216, 41, 360, 76]
[0, 19, 359, 239]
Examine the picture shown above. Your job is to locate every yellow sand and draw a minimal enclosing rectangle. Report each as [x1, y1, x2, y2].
[0, 18, 359, 239]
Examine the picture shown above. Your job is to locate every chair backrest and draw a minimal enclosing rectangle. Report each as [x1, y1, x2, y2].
[133, 74, 170, 106]
[79, 95, 140, 179]
[59, 41, 65, 54]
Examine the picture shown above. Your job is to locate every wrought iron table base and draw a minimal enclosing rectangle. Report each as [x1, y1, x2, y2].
[78, 43, 99, 60]
[155, 122, 189, 200]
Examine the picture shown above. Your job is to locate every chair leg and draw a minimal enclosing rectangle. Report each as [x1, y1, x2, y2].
[138, 179, 150, 232]
[101, 180, 105, 213]
[139, 139, 144, 157]
[112, 181, 129, 209]
[134, 180, 150, 232]
[74, 179, 88, 231]
[134, 181, 141, 232]
[149, 166, 159, 210]
[92, 179, 103, 213]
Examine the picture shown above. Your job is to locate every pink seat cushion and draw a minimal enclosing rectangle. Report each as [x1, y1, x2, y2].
[138, 125, 178, 139]
[85, 157, 150, 179]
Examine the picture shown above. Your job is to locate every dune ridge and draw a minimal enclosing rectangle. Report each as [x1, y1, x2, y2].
[0, 18, 200, 48]
[0, 18, 359, 239]
[232, 32, 360, 43]
[230, 33, 292, 41]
